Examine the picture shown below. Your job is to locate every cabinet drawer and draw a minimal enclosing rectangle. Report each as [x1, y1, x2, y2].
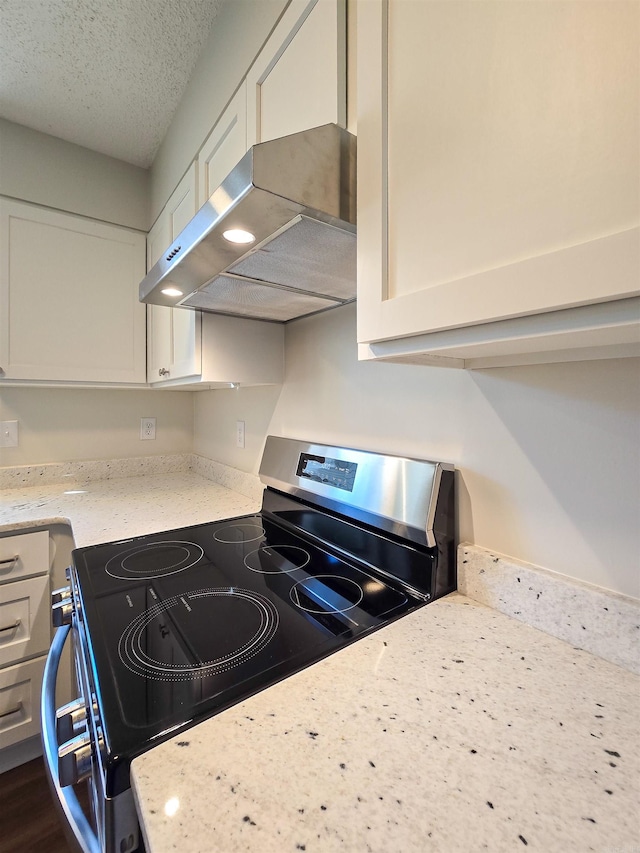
[0, 575, 50, 668]
[0, 530, 49, 584]
[0, 655, 46, 748]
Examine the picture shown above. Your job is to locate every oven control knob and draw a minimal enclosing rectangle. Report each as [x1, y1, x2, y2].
[52, 600, 73, 627]
[56, 698, 87, 743]
[51, 586, 72, 606]
[58, 731, 93, 787]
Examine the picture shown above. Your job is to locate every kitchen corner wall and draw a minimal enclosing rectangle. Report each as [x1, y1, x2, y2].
[0, 118, 149, 230]
[0, 387, 193, 467]
[0, 120, 195, 468]
[193, 303, 640, 601]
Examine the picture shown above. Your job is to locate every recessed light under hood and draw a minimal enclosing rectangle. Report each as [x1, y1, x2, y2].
[139, 124, 356, 323]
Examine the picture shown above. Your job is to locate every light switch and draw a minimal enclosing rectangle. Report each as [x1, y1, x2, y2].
[0, 420, 18, 447]
[236, 421, 245, 449]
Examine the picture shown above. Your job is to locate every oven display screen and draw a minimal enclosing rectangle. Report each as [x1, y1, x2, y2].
[296, 453, 357, 493]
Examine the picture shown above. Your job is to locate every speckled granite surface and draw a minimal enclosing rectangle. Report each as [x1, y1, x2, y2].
[132, 593, 640, 853]
[459, 546, 640, 674]
[0, 453, 193, 491]
[0, 470, 259, 547]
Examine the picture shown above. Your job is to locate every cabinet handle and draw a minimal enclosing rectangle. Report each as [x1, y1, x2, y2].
[158, 368, 170, 377]
[0, 619, 21, 634]
[0, 555, 18, 571]
[0, 701, 23, 720]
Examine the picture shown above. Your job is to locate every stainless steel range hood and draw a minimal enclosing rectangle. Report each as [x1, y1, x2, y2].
[140, 124, 356, 323]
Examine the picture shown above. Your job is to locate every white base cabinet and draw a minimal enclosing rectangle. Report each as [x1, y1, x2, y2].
[356, 0, 639, 368]
[0, 198, 146, 384]
[0, 655, 47, 750]
[0, 531, 50, 754]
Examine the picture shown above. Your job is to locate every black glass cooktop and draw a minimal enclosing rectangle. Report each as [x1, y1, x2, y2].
[72, 506, 430, 795]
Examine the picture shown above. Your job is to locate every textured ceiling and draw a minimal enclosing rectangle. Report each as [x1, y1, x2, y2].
[0, 0, 227, 168]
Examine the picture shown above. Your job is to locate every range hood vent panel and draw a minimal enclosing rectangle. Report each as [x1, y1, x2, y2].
[229, 216, 355, 300]
[140, 124, 357, 321]
[182, 275, 340, 322]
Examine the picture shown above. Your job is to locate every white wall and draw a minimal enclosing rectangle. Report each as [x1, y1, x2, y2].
[0, 118, 149, 230]
[0, 387, 193, 467]
[194, 303, 640, 600]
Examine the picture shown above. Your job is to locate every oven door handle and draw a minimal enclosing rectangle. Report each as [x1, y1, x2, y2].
[41, 624, 101, 853]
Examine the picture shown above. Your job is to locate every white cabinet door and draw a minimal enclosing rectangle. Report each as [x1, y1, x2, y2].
[0, 655, 47, 749]
[0, 530, 48, 584]
[246, 0, 346, 146]
[357, 0, 639, 368]
[0, 529, 52, 754]
[198, 84, 248, 206]
[0, 575, 50, 669]
[146, 213, 172, 381]
[0, 199, 146, 383]
[147, 164, 202, 384]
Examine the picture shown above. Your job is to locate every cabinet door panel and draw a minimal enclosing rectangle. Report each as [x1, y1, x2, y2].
[0, 530, 48, 584]
[147, 164, 201, 384]
[198, 84, 248, 205]
[247, 0, 346, 145]
[357, 0, 639, 358]
[0, 655, 46, 748]
[167, 165, 201, 380]
[0, 201, 146, 383]
[0, 575, 50, 668]
[146, 213, 172, 380]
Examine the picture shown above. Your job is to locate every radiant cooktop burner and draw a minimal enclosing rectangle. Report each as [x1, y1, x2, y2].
[244, 544, 311, 573]
[213, 523, 265, 543]
[105, 541, 204, 580]
[290, 575, 364, 614]
[118, 587, 279, 680]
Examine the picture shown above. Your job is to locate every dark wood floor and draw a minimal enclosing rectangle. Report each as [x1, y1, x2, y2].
[0, 757, 78, 853]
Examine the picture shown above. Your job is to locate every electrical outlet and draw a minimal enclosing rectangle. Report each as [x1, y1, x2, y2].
[140, 417, 156, 440]
[236, 420, 245, 449]
[0, 420, 18, 447]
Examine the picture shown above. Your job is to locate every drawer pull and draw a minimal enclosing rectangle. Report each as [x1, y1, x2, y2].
[0, 556, 19, 571]
[0, 701, 23, 720]
[0, 619, 21, 634]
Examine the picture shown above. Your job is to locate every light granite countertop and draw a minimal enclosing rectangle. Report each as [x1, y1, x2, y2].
[0, 469, 258, 547]
[131, 592, 639, 853]
[1, 461, 638, 852]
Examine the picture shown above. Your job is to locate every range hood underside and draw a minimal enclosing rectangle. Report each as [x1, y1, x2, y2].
[182, 215, 356, 322]
[139, 124, 357, 323]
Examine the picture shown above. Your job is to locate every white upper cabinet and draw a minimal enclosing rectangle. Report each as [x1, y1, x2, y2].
[0, 199, 146, 384]
[147, 164, 202, 385]
[198, 84, 248, 207]
[357, 0, 639, 369]
[146, 0, 348, 390]
[246, 0, 346, 146]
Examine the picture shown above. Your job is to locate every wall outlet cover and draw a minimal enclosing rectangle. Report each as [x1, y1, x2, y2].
[140, 417, 156, 440]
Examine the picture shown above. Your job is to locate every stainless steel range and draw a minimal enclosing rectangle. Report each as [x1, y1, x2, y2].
[42, 436, 455, 853]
